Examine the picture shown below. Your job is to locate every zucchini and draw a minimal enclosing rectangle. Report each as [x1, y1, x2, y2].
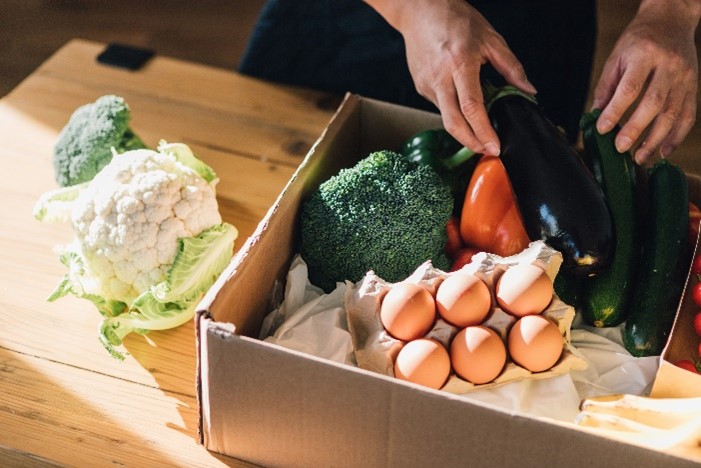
[485, 85, 614, 277]
[553, 269, 583, 310]
[580, 109, 640, 327]
[623, 159, 689, 357]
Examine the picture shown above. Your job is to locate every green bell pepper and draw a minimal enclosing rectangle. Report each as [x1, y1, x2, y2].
[401, 128, 477, 209]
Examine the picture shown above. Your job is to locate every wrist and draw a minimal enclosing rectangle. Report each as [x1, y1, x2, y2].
[363, 0, 407, 30]
[638, 0, 701, 29]
[364, 0, 459, 33]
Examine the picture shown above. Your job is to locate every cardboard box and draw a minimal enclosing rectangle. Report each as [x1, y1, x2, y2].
[196, 94, 700, 467]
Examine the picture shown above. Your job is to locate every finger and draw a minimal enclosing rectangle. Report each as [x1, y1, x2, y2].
[617, 70, 672, 155]
[485, 36, 537, 95]
[660, 91, 697, 158]
[453, 64, 500, 155]
[632, 81, 682, 163]
[434, 85, 485, 154]
[597, 61, 651, 135]
[592, 57, 622, 111]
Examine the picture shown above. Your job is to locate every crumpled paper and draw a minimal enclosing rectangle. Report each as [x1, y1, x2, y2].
[260, 255, 356, 366]
[261, 250, 659, 423]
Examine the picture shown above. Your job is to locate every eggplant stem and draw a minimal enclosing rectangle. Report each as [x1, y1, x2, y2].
[482, 81, 537, 110]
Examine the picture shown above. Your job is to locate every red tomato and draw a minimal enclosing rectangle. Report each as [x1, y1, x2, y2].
[695, 311, 701, 338]
[692, 283, 701, 309]
[450, 246, 481, 272]
[692, 255, 701, 277]
[675, 359, 701, 374]
[444, 216, 464, 259]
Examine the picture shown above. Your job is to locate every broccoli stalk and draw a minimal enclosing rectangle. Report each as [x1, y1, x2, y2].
[53, 95, 148, 186]
[300, 150, 454, 292]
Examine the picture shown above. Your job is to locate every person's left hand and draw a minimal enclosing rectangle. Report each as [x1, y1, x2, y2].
[592, 0, 700, 164]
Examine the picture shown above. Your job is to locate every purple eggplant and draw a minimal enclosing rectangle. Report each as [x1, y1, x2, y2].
[486, 86, 614, 276]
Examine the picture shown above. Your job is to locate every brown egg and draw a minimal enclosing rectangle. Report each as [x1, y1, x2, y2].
[380, 282, 436, 341]
[508, 315, 563, 372]
[435, 272, 491, 327]
[450, 326, 506, 384]
[495, 263, 553, 317]
[394, 338, 451, 389]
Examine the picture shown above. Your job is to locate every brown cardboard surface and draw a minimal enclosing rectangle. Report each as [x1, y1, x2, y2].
[197, 94, 701, 467]
[198, 317, 697, 467]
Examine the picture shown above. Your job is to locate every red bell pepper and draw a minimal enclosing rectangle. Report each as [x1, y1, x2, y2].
[459, 155, 530, 257]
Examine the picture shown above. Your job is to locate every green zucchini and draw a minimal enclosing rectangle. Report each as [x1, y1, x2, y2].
[553, 269, 583, 310]
[580, 109, 640, 327]
[623, 159, 689, 357]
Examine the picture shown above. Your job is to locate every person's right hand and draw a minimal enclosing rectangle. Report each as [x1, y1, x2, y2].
[365, 0, 536, 155]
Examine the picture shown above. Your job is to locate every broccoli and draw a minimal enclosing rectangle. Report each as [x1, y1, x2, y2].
[53, 95, 147, 186]
[300, 150, 454, 291]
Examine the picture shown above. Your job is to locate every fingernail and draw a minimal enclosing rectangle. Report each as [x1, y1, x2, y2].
[597, 119, 614, 134]
[523, 80, 537, 95]
[485, 142, 500, 156]
[615, 136, 632, 153]
[661, 144, 673, 158]
[635, 149, 650, 164]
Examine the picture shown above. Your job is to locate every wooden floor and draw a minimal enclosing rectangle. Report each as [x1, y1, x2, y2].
[1, 0, 700, 171]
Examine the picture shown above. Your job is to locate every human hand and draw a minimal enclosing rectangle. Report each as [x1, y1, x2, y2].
[365, 0, 536, 156]
[592, 0, 701, 164]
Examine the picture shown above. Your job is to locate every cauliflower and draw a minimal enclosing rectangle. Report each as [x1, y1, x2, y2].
[35, 142, 238, 359]
[71, 147, 222, 303]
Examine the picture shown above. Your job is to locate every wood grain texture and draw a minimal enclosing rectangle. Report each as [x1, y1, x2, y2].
[0, 39, 335, 466]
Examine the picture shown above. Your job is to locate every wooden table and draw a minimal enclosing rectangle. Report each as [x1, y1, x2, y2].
[0, 39, 338, 467]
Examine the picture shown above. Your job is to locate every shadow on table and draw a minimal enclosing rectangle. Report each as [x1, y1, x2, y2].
[123, 328, 258, 467]
[0, 346, 188, 466]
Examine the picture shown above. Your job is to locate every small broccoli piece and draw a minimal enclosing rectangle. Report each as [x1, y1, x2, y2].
[53, 95, 147, 186]
[300, 150, 454, 291]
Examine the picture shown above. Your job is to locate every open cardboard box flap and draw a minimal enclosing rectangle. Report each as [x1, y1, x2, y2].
[196, 94, 700, 467]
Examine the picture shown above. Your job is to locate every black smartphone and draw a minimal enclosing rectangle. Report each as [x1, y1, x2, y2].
[96, 43, 155, 71]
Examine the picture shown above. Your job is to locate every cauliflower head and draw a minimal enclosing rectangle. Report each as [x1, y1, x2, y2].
[71, 147, 222, 303]
[35, 142, 238, 360]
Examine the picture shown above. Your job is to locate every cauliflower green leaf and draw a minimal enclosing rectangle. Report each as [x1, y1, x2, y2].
[47, 250, 127, 318]
[99, 223, 237, 360]
[33, 182, 89, 223]
[158, 140, 218, 184]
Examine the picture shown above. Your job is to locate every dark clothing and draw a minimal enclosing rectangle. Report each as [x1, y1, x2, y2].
[238, 0, 597, 142]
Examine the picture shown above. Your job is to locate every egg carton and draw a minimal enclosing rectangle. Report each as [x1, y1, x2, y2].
[345, 240, 588, 393]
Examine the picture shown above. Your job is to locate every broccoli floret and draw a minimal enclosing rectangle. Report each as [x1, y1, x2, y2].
[300, 150, 454, 291]
[53, 95, 147, 186]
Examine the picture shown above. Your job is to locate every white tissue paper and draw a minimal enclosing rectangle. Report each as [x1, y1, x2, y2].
[260, 253, 659, 423]
[260, 255, 356, 366]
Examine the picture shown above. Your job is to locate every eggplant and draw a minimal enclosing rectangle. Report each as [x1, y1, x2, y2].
[486, 86, 614, 276]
